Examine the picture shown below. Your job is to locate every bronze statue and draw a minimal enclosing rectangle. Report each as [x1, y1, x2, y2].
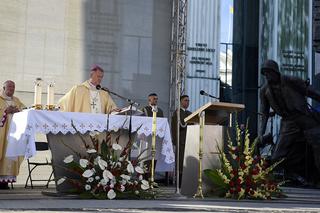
[260, 59, 320, 186]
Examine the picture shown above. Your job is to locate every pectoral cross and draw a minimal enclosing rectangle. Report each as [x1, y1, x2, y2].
[90, 100, 97, 109]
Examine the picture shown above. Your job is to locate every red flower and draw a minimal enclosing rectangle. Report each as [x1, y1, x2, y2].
[236, 178, 241, 184]
[232, 169, 238, 176]
[240, 163, 246, 169]
[245, 178, 252, 185]
[253, 156, 261, 164]
[245, 187, 251, 193]
[251, 167, 259, 175]
[236, 186, 241, 192]
[131, 160, 137, 166]
[229, 181, 235, 187]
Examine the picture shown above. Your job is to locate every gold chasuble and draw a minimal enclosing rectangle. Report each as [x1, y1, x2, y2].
[58, 81, 117, 114]
[0, 95, 25, 183]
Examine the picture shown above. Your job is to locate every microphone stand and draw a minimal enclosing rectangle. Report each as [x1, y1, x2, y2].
[204, 94, 220, 101]
[98, 86, 140, 151]
[207, 95, 220, 100]
[100, 87, 140, 108]
[200, 90, 220, 101]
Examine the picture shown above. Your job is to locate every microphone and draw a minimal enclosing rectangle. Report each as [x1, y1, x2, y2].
[200, 90, 220, 100]
[96, 84, 109, 92]
[96, 85, 140, 107]
[199, 90, 206, 96]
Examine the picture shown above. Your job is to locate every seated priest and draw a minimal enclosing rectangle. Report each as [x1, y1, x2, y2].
[58, 64, 119, 114]
[0, 80, 25, 189]
[142, 93, 164, 117]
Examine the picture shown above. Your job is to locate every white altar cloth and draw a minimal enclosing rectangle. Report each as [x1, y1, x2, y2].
[6, 109, 175, 171]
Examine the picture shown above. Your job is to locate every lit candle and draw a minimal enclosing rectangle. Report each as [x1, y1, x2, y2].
[34, 78, 42, 106]
[47, 82, 55, 106]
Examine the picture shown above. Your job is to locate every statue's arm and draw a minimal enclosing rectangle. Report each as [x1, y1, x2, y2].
[306, 86, 320, 102]
[260, 87, 270, 136]
[288, 76, 320, 102]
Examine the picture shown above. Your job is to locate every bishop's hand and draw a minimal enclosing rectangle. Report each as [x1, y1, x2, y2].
[111, 108, 121, 113]
[5, 106, 19, 114]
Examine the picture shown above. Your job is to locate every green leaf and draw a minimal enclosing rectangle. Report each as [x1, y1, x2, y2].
[100, 141, 110, 159]
[204, 169, 227, 188]
[79, 192, 95, 199]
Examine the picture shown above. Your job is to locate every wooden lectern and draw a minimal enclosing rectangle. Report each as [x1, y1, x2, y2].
[180, 102, 245, 198]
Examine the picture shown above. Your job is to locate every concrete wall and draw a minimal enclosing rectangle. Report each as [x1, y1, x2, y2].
[0, 0, 172, 116]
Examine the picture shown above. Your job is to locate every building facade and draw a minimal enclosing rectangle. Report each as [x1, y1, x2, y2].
[0, 0, 172, 115]
[185, 0, 220, 112]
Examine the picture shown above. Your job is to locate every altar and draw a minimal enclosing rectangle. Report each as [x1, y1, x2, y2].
[6, 109, 175, 180]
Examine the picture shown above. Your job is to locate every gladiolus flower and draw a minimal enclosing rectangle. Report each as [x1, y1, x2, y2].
[236, 178, 241, 184]
[240, 163, 246, 169]
[231, 170, 237, 176]
[236, 186, 241, 192]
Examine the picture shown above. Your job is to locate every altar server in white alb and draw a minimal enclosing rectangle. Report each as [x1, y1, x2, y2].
[58, 65, 118, 114]
[0, 80, 25, 189]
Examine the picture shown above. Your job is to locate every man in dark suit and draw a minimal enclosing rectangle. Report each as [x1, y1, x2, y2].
[260, 59, 320, 185]
[142, 93, 164, 117]
[171, 95, 192, 186]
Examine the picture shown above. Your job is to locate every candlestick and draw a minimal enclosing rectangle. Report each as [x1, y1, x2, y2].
[150, 108, 157, 189]
[47, 82, 55, 110]
[33, 78, 43, 109]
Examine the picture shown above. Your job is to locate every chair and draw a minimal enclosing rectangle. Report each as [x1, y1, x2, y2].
[25, 142, 54, 188]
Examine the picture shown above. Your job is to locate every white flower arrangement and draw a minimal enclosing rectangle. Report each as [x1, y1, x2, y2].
[60, 130, 155, 200]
